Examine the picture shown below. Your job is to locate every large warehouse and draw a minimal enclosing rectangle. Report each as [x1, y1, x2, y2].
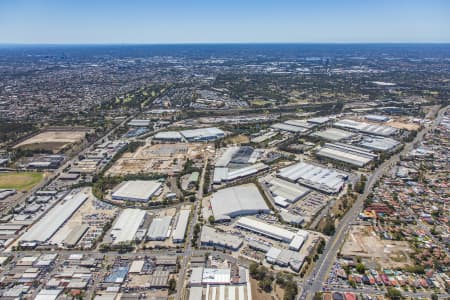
[20, 191, 88, 244]
[110, 209, 146, 245]
[209, 184, 270, 221]
[268, 178, 310, 204]
[359, 136, 400, 152]
[112, 180, 162, 202]
[311, 128, 356, 142]
[147, 216, 172, 241]
[316, 142, 377, 167]
[180, 127, 225, 141]
[278, 162, 347, 194]
[172, 209, 190, 243]
[334, 119, 398, 136]
[213, 163, 269, 184]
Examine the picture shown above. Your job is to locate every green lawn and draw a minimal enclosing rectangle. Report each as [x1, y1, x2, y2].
[0, 172, 44, 191]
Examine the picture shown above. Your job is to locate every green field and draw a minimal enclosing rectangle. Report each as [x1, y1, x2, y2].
[0, 172, 44, 191]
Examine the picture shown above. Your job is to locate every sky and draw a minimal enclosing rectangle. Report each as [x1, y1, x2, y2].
[0, 0, 449, 44]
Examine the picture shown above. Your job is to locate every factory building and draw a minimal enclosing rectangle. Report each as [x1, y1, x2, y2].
[278, 162, 348, 194]
[110, 209, 146, 245]
[20, 191, 88, 244]
[267, 177, 310, 204]
[111, 180, 162, 202]
[147, 216, 172, 241]
[334, 119, 397, 136]
[364, 114, 390, 123]
[200, 226, 243, 250]
[311, 128, 356, 142]
[209, 184, 270, 221]
[358, 135, 400, 152]
[172, 209, 190, 243]
[153, 131, 183, 142]
[180, 127, 225, 141]
[271, 123, 309, 133]
[316, 142, 378, 167]
[265, 247, 305, 272]
[128, 119, 151, 127]
[213, 163, 269, 184]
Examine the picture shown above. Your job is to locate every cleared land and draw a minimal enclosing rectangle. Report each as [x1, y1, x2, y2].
[106, 142, 208, 176]
[341, 225, 413, 268]
[14, 130, 88, 153]
[0, 172, 44, 191]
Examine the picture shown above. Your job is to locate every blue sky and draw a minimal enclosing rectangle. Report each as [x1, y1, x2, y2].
[0, 0, 449, 44]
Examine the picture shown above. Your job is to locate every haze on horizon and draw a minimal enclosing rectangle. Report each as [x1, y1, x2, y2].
[0, 0, 449, 44]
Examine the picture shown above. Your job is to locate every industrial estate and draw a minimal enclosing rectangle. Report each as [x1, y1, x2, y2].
[0, 43, 449, 300]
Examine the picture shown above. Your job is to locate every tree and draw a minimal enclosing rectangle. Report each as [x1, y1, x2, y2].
[259, 278, 273, 292]
[208, 215, 215, 224]
[356, 262, 365, 274]
[168, 278, 176, 294]
[386, 287, 402, 300]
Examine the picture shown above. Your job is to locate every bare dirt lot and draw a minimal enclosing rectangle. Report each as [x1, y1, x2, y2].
[341, 225, 413, 268]
[14, 130, 89, 153]
[386, 120, 420, 131]
[106, 142, 209, 176]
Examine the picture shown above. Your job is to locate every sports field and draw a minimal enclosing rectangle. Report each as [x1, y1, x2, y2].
[0, 172, 44, 191]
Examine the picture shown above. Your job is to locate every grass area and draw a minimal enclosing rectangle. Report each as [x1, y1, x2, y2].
[0, 172, 44, 191]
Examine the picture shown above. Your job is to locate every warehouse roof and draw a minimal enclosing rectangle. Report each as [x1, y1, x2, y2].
[213, 163, 268, 183]
[180, 127, 224, 140]
[111, 209, 146, 244]
[284, 119, 316, 129]
[236, 217, 298, 242]
[359, 136, 400, 152]
[316, 143, 377, 167]
[153, 131, 183, 140]
[268, 178, 310, 203]
[312, 128, 356, 141]
[334, 119, 397, 136]
[210, 184, 270, 220]
[112, 180, 162, 202]
[172, 210, 190, 242]
[202, 268, 231, 285]
[271, 123, 309, 133]
[147, 216, 172, 240]
[278, 162, 347, 194]
[215, 146, 240, 167]
[128, 119, 150, 127]
[200, 226, 243, 250]
[20, 191, 88, 243]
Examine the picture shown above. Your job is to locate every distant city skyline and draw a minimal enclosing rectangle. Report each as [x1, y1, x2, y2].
[0, 0, 449, 44]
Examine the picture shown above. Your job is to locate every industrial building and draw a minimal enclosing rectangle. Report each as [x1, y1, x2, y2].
[110, 209, 146, 245]
[278, 162, 348, 194]
[334, 119, 397, 136]
[236, 217, 296, 242]
[213, 163, 269, 184]
[364, 114, 390, 122]
[284, 119, 316, 129]
[267, 177, 310, 204]
[316, 142, 377, 167]
[128, 119, 151, 127]
[180, 127, 225, 141]
[20, 191, 88, 244]
[63, 224, 89, 248]
[147, 216, 172, 241]
[189, 268, 231, 286]
[312, 128, 356, 142]
[265, 247, 306, 272]
[271, 123, 309, 133]
[209, 184, 270, 221]
[0, 189, 16, 200]
[358, 136, 400, 152]
[111, 180, 162, 202]
[153, 131, 183, 142]
[172, 209, 190, 243]
[200, 226, 243, 250]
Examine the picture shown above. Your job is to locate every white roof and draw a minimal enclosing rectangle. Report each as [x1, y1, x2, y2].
[334, 119, 397, 136]
[20, 192, 88, 243]
[210, 184, 270, 220]
[312, 128, 356, 141]
[215, 147, 240, 167]
[202, 268, 231, 284]
[268, 178, 310, 203]
[34, 289, 62, 300]
[213, 163, 268, 183]
[236, 217, 297, 242]
[180, 127, 224, 140]
[278, 162, 347, 193]
[271, 123, 309, 133]
[316, 143, 376, 167]
[172, 210, 190, 241]
[129, 260, 145, 273]
[147, 216, 172, 240]
[359, 136, 400, 151]
[154, 131, 183, 140]
[112, 180, 162, 202]
[111, 209, 146, 244]
[128, 119, 150, 126]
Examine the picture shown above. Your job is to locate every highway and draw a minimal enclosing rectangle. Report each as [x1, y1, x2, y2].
[300, 105, 446, 299]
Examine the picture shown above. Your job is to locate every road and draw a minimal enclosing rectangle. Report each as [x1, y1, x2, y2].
[175, 154, 209, 300]
[301, 105, 446, 299]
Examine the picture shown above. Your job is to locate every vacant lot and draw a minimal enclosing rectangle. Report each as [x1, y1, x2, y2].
[14, 130, 88, 153]
[341, 225, 413, 268]
[0, 172, 44, 191]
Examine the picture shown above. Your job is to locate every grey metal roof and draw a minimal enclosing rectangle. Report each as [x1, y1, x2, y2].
[112, 180, 162, 202]
[111, 209, 146, 244]
[147, 216, 172, 240]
